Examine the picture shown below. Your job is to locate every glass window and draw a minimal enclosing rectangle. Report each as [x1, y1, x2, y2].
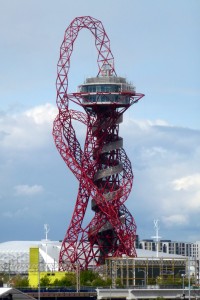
[96, 85, 101, 92]
[114, 95, 119, 102]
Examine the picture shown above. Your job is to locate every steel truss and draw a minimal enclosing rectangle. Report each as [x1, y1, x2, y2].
[105, 257, 188, 287]
[53, 16, 144, 271]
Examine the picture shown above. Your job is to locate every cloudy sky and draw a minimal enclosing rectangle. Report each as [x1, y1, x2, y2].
[0, 0, 200, 244]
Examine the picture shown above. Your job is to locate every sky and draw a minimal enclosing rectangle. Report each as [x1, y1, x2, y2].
[0, 0, 200, 244]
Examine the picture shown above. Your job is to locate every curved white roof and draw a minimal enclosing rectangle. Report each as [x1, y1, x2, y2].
[0, 240, 185, 274]
[136, 248, 184, 258]
[0, 240, 61, 273]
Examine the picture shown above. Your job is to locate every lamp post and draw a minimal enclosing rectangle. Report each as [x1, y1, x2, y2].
[181, 274, 185, 299]
[188, 255, 191, 300]
[188, 242, 195, 300]
[76, 264, 80, 293]
[38, 262, 40, 300]
[138, 268, 147, 287]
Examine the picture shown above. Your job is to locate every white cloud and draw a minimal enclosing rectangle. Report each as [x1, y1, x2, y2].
[0, 104, 57, 150]
[187, 191, 200, 211]
[2, 207, 29, 218]
[137, 119, 169, 128]
[121, 118, 169, 136]
[1, 105, 200, 242]
[162, 214, 189, 227]
[14, 184, 44, 196]
[24, 103, 57, 125]
[172, 173, 200, 191]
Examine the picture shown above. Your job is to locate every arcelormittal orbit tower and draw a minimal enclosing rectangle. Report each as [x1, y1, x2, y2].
[53, 16, 144, 271]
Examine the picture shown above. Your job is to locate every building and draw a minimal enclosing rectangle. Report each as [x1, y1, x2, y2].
[0, 240, 61, 275]
[139, 239, 200, 259]
[105, 250, 188, 287]
[0, 239, 199, 287]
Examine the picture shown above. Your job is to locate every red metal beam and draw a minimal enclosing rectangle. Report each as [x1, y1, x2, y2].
[53, 16, 144, 270]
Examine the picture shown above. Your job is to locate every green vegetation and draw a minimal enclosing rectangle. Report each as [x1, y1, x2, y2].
[40, 275, 51, 287]
[52, 272, 76, 287]
[6, 275, 29, 288]
[155, 273, 196, 287]
[5, 270, 197, 290]
[10, 270, 111, 288]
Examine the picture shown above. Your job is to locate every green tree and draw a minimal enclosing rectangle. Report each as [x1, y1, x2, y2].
[12, 275, 29, 288]
[92, 277, 106, 287]
[103, 277, 112, 287]
[40, 275, 51, 287]
[80, 270, 99, 286]
[116, 277, 124, 288]
[92, 276, 111, 287]
[52, 273, 76, 287]
[61, 273, 76, 286]
[147, 277, 156, 285]
[157, 274, 184, 286]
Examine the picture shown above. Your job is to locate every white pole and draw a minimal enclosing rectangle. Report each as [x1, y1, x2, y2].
[151, 219, 161, 258]
[44, 224, 50, 272]
[188, 256, 191, 300]
[38, 261, 40, 300]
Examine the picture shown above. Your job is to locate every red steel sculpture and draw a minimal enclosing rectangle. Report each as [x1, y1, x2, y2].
[53, 16, 144, 270]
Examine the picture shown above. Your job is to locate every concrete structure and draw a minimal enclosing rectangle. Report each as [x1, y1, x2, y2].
[0, 288, 35, 300]
[97, 288, 200, 299]
[105, 254, 188, 288]
[139, 240, 200, 284]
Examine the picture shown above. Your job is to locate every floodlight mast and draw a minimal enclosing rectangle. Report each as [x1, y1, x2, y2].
[53, 16, 144, 270]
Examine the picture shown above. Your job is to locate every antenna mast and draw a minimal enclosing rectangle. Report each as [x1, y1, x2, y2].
[151, 219, 161, 258]
[44, 224, 50, 271]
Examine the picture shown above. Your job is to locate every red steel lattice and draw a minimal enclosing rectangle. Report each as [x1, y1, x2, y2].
[53, 16, 144, 270]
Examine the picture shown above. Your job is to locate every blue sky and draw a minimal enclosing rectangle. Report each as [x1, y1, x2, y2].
[0, 0, 200, 244]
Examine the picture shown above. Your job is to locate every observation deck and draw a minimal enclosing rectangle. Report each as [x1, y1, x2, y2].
[78, 76, 135, 107]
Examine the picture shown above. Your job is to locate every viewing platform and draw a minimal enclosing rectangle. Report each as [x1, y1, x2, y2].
[77, 76, 135, 106]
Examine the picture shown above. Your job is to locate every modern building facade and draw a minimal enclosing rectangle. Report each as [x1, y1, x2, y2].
[139, 239, 200, 259]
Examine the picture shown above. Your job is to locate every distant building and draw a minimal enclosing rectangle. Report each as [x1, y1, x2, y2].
[139, 239, 200, 259]
[0, 238, 199, 286]
[0, 240, 61, 275]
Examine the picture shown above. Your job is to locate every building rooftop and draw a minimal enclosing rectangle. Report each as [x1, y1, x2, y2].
[0, 240, 186, 273]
